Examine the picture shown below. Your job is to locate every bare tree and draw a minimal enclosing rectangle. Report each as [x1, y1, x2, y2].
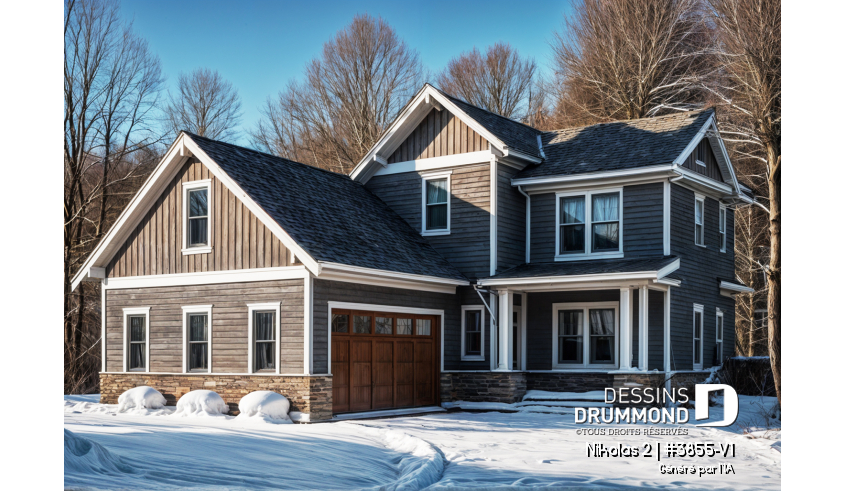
[705, 0, 781, 403]
[252, 14, 424, 174]
[436, 42, 538, 120]
[65, 0, 164, 394]
[164, 68, 242, 140]
[549, 0, 711, 126]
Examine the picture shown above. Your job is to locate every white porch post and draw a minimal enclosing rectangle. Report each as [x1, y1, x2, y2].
[638, 286, 649, 371]
[498, 289, 513, 370]
[664, 287, 672, 372]
[520, 292, 527, 371]
[619, 288, 633, 370]
[489, 293, 498, 371]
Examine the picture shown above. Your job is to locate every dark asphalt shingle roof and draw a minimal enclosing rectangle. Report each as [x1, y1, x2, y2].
[515, 109, 714, 180]
[483, 256, 679, 281]
[187, 132, 467, 282]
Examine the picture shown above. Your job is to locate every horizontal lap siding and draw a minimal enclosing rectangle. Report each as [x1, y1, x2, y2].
[623, 183, 665, 258]
[529, 193, 556, 263]
[648, 290, 665, 370]
[105, 280, 304, 374]
[497, 165, 526, 272]
[108, 158, 289, 278]
[386, 108, 488, 163]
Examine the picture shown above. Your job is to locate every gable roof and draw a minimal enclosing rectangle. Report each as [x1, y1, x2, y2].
[516, 110, 714, 180]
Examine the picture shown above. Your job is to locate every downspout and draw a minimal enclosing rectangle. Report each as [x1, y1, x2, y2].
[517, 186, 530, 263]
[474, 284, 498, 370]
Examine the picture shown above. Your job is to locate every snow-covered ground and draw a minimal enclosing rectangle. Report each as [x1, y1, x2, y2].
[65, 394, 780, 490]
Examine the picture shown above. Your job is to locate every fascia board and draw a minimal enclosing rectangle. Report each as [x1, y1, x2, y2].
[318, 261, 469, 287]
[477, 270, 663, 287]
[511, 165, 676, 191]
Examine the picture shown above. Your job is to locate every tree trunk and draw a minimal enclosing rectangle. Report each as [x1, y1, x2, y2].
[767, 151, 781, 404]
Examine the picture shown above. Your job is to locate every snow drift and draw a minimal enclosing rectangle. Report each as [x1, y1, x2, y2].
[236, 391, 291, 423]
[118, 386, 167, 413]
[173, 389, 229, 416]
[353, 425, 444, 491]
[64, 429, 136, 476]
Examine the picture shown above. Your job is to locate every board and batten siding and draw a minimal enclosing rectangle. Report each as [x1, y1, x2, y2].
[105, 280, 304, 374]
[497, 164, 526, 272]
[386, 108, 489, 163]
[107, 158, 291, 278]
[365, 164, 491, 280]
[681, 139, 724, 182]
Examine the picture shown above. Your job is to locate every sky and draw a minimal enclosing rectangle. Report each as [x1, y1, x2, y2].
[120, 0, 574, 145]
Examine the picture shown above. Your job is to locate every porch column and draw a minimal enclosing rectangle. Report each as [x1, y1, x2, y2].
[619, 288, 633, 370]
[638, 286, 649, 371]
[520, 292, 527, 371]
[664, 287, 672, 373]
[489, 293, 498, 371]
[497, 289, 514, 370]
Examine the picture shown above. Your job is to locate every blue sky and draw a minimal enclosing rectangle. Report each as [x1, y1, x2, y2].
[121, 0, 574, 144]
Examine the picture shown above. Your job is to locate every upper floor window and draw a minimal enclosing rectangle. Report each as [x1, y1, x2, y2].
[182, 180, 212, 254]
[719, 205, 727, 252]
[693, 304, 704, 369]
[556, 189, 622, 260]
[422, 171, 451, 236]
[694, 194, 705, 246]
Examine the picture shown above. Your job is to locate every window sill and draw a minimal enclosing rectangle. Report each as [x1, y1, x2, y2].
[555, 252, 624, 262]
[693, 365, 703, 371]
[461, 356, 485, 362]
[695, 160, 707, 167]
[422, 230, 451, 237]
[695, 244, 707, 249]
[551, 365, 618, 370]
[182, 246, 212, 255]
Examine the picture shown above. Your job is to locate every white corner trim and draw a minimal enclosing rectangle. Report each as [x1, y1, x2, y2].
[122, 307, 151, 373]
[663, 181, 671, 256]
[101, 287, 106, 373]
[303, 274, 313, 375]
[376, 152, 491, 177]
[181, 305, 213, 374]
[490, 155, 498, 276]
[461, 305, 486, 361]
[422, 172, 451, 236]
[247, 302, 282, 375]
[103, 266, 310, 290]
[663, 287, 671, 372]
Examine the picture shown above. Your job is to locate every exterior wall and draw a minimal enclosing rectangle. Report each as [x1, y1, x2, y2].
[681, 139, 724, 182]
[648, 290, 666, 370]
[365, 164, 491, 280]
[441, 372, 526, 403]
[99, 373, 332, 421]
[108, 158, 291, 278]
[669, 183, 736, 370]
[386, 108, 489, 163]
[528, 192, 556, 263]
[497, 164, 527, 272]
[105, 279, 304, 373]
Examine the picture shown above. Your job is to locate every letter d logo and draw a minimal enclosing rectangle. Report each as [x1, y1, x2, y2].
[694, 384, 738, 427]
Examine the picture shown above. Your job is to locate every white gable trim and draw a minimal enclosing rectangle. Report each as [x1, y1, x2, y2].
[673, 115, 742, 197]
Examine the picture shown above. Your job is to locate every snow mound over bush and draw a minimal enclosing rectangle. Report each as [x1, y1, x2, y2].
[173, 389, 229, 417]
[354, 425, 444, 491]
[118, 386, 167, 413]
[64, 429, 136, 476]
[236, 391, 291, 423]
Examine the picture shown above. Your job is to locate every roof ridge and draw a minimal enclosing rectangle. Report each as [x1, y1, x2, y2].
[541, 108, 712, 135]
[430, 85, 542, 134]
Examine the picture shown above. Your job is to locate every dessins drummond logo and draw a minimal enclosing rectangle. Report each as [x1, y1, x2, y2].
[575, 384, 738, 427]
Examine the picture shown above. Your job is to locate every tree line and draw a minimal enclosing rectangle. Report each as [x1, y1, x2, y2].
[65, 0, 780, 402]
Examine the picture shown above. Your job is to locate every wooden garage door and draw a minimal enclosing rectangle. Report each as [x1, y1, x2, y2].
[331, 309, 439, 414]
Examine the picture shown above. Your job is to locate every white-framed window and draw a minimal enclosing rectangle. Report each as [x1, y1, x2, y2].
[182, 305, 212, 373]
[719, 204, 727, 252]
[122, 307, 150, 372]
[460, 305, 485, 361]
[552, 302, 618, 368]
[248, 302, 280, 373]
[693, 304, 704, 369]
[716, 309, 724, 365]
[182, 179, 212, 255]
[555, 188, 623, 261]
[694, 194, 705, 247]
[421, 170, 451, 236]
[695, 144, 707, 168]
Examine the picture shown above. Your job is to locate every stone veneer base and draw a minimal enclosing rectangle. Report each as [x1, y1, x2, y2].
[99, 373, 333, 422]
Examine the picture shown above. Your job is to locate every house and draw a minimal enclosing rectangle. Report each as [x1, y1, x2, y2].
[71, 84, 754, 422]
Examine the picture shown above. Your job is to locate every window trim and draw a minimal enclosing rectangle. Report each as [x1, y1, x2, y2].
[555, 188, 624, 261]
[694, 193, 705, 247]
[719, 204, 727, 252]
[182, 305, 213, 373]
[693, 303, 704, 370]
[182, 179, 213, 255]
[552, 301, 619, 369]
[715, 308, 724, 365]
[695, 144, 707, 167]
[247, 302, 281, 374]
[122, 307, 151, 372]
[460, 305, 485, 361]
[421, 170, 452, 236]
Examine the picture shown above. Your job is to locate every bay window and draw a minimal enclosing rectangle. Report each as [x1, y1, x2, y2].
[556, 189, 622, 260]
[553, 302, 618, 368]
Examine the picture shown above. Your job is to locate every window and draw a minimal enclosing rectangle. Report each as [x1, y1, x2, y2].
[552, 302, 618, 368]
[182, 305, 212, 373]
[556, 189, 622, 260]
[354, 315, 371, 334]
[122, 307, 150, 372]
[719, 205, 727, 252]
[421, 171, 451, 235]
[416, 318, 432, 336]
[461, 306, 485, 360]
[375, 317, 393, 335]
[396, 318, 413, 335]
[182, 180, 212, 254]
[695, 144, 707, 167]
[715, 309, 724, 365]
[329, 309, 435, 337]
[693, 304, 704, 369]
[248, 303, 280, 373]
[694, 195, 705, 246]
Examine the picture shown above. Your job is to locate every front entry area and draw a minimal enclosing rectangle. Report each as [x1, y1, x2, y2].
[330, 307, 440, 414]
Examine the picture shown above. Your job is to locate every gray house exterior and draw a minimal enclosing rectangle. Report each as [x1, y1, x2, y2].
[72, 84, 753, 421]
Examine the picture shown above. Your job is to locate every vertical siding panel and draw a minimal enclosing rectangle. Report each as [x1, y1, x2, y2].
[257, 223, 265, 268]
[221, 186, 229, 271]
[265, 228, 272, 267]
[427, 112, 435, 157]
[235, 199, 243, 269]
[215, 178, 222, 271]
[447, 112, 454, 154]
[162, 191, 170, 274]
[228, 190, 236, 269]
[250, 214, 257, 269]
[150, 199, 158, 275]
[170, 181, 177, 273]
[434, 110, 442, 157]
[177, 167, 186, 273]
[243, 203, 250, 269]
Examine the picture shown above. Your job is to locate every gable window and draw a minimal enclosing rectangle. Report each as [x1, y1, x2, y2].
[553, 302, 618, 368]
[182, 179, 212, 254]
[182, 305, 212, 373]
[695, 144, 707, 167]
[248, 303, 280, 373]
[694, 194, 705, 246]
[693, 304, 704, 369]
[556, 189, 622, 260]
[715, 309, 724, 365]
[421, 171, 451, 236]
[461, 306, 485, 361]
[123, 307, 150, 372]
[719, 204, 727, 252]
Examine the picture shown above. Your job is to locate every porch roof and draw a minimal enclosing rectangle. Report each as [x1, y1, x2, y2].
[477, 256, 679, 286]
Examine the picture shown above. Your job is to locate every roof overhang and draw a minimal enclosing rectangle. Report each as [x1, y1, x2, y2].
[477, 258, 680, 290]
[720, 280, 755, 297]
[317, 262, 469, 294]
[512, 165, 677, 194]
